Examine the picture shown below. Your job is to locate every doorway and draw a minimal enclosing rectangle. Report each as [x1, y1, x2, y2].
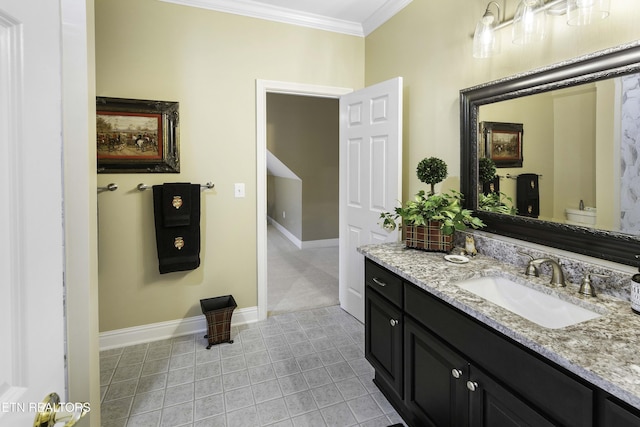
[266, 93, 340, 315]
[256, 80, 352, 321]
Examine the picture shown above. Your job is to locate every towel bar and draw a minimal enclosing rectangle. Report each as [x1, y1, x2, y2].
[97, 183, 118, 192]
[497, 174, 543, 180]
[137, 182, 214, 191]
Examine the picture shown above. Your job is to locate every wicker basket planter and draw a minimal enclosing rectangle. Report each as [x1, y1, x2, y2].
[200, 295, 237, 349]
[404, 221, 453, 252]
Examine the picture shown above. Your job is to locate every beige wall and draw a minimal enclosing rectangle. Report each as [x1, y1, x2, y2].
[553, 86, 597, 221]
[267, 94, 339, 241]
[267, 175, 303, 240]
[365, 0, 640, 202]
[95, 0, 363, 332]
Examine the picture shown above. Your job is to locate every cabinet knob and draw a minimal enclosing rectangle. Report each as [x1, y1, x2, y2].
[466, 381, 478, 392]
[372, 277, 387, 287]
[451, 369, 463, 379]
[389, 319, 399, 327]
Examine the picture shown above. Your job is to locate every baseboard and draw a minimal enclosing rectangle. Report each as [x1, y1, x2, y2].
[301, 238, 338, 249]
[268, 217, 302, 248]
[268, 217, 338, 249]
[99, 306, 259, 351]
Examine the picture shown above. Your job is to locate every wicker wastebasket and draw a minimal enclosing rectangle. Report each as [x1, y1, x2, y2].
[200, 295, 237, 349]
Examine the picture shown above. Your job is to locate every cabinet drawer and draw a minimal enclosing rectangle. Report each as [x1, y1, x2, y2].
[405, 283, 594, 427]
[365, 259, 402, 307]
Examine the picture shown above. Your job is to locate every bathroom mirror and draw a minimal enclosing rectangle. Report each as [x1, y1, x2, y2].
[461, 42, 640, 266]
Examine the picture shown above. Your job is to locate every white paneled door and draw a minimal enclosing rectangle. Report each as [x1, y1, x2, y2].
[0, 0, 69, 425]
[339, 77, 403, 322]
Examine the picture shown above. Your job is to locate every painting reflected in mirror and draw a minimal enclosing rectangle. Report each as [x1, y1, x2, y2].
[460, 43, 640, 266]
[476, 75, 640, 235]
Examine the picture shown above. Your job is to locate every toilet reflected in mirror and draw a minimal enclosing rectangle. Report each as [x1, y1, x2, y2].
[565, 207, 597, 227]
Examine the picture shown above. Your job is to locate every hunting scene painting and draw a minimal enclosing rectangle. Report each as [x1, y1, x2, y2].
[96, 97, 179, 173]
[97, 112, 162, 158]
[481, 121, 524, 168]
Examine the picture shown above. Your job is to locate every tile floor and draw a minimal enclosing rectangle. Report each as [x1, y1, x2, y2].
[100, 305, 407, 427]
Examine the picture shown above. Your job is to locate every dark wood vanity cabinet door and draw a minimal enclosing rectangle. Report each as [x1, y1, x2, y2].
[404, 317, 468, 427]
[467, 365, 556, 427]
[365, 286, 403, 400]
[599, 396, 640, 426]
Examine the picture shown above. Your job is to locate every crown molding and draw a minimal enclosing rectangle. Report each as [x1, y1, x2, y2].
[159, 0, 412, 37]
[363, 0, 412, 36]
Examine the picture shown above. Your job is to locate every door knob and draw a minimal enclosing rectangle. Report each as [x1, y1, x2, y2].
[466, 381, 479, 392]
[451, 368, 463, 379]
[389, 319, 399, 327]
[33, 392, 89, 427]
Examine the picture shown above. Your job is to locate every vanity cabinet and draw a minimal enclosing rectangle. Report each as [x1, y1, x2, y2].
[364, 258, 602, 427]
[364, 260, 403, 402]
[405, 282, 593, 427]
[404, 316, 557, 427]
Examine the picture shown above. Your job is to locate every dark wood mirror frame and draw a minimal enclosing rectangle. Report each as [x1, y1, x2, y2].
[460, 42, 640, 267]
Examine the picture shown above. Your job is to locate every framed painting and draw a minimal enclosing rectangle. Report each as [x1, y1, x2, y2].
[481, 121, 523, 168]
[96, 97, 179, 173]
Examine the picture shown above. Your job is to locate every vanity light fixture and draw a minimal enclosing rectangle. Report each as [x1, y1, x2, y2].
[566, 0, 610, 26]
[512, 0, 546, 44]
[473, 2, 503, 58]
[472, 0, 610, 58]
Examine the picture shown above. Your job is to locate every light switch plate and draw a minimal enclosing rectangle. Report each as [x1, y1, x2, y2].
[234, 183, 245, 198]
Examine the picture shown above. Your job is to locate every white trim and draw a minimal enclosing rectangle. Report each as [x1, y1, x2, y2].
[158, 0, 413, 37]
[256, 80, 352, 322]
[99, 306, 259, 351]
[268, 217, 301, 249]
[0, 10, 25, 392]
[159, 0, 363, 36]
[362, 0, 412, 36]
[267, 217, 338, 249]
[302, 238, 339, 249]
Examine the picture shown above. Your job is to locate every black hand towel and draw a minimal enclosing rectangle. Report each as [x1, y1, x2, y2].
[516, 174, 540, 218]
[153, 184, 201, 274]
[162, 182, 192, 227]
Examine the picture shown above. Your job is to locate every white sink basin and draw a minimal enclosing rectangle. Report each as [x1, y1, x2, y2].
[456, 275, 602, 329]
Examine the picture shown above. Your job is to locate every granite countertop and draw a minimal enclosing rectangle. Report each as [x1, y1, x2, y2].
[358, 243, 640, 409]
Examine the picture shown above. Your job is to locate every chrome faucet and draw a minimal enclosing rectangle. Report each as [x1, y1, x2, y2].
[530, 258, 566, 287]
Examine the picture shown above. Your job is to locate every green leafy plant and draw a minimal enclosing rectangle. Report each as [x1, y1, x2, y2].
[479, 191, 517, 215]
[416, 157, 448, 195]
[478, 157, 497, 185]
[380, 190, 485, 236]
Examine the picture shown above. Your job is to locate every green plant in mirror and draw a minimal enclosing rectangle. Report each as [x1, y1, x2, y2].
[479, 191, 517, 215]
[478, 157, 496, 184]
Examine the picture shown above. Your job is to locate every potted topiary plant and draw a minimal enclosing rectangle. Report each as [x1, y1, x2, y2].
[477, 158, 517, 214]
[417, 157, 448, 196]
[380, 157, 485, 252]
[478, 157, 498, 195]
